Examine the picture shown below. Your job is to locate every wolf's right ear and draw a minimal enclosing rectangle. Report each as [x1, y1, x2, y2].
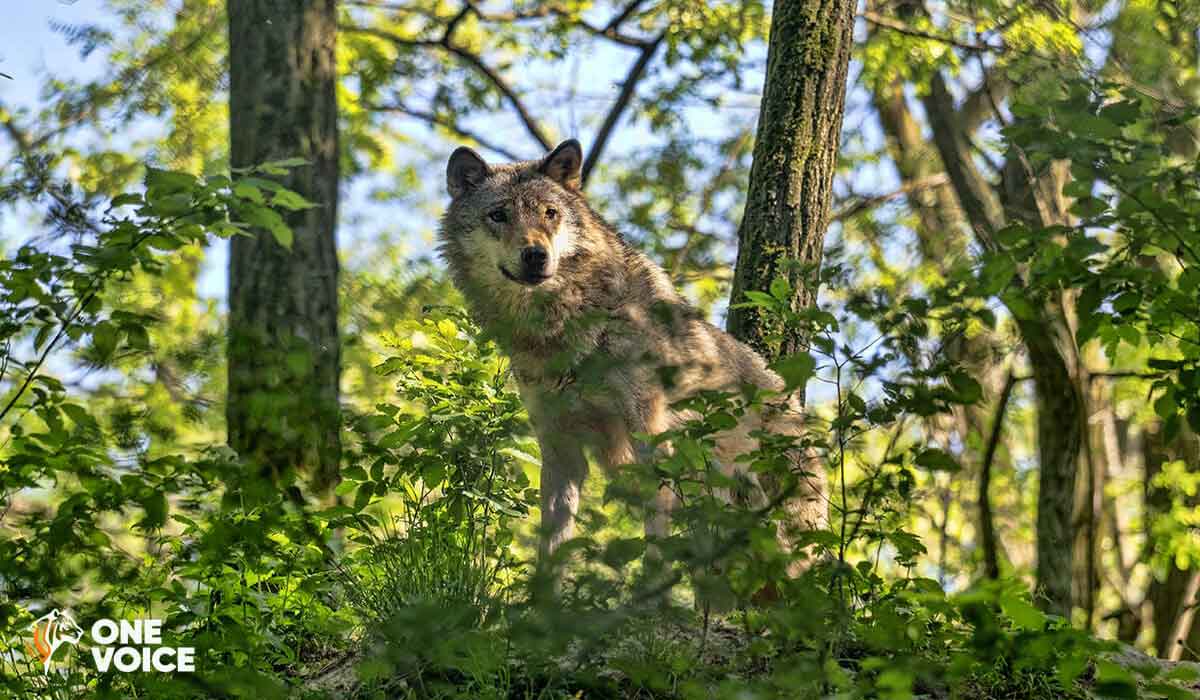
[540, 139, 583, 191]
[447, 147, 489, 199]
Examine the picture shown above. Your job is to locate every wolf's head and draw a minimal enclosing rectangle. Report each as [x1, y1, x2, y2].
[440, 140, 590, 290]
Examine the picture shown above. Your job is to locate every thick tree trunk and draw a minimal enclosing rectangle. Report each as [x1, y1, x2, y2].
[999, 153, 1084, 619]
[227, 0, 341, 489]
[727, 0, 855, 365]
[726, 0, 854, 567]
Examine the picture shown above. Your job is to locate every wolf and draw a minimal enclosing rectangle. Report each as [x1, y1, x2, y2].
[439, 139, 825, 570]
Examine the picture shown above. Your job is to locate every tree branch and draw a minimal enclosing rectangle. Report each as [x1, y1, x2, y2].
[345, 24, 553, 151]
[581, 33, 664, 186]
[921, 71, 1005, 244]
[369, 102, 523, 161]
[861, 11, 1004, 54]
[604, 0, 648, 32]
[831, 173, 950, 221]
[979, 370, 1016, 580]
[1166, 571, 1200, 662]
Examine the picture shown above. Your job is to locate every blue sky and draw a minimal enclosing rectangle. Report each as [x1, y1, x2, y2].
[1, 1, 108, 104]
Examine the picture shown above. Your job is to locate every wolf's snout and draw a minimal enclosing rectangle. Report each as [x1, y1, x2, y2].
[520, 246, 550, 281]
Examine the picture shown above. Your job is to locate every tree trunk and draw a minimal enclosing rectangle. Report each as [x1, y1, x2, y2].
[726, 0, 854, 568]
[227, 0, 341, 490]
[727, 0, 855, 365]
[916, 58, 1084, 618]
[1145, 423, 1200, 660]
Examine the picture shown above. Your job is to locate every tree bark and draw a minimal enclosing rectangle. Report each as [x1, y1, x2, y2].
[871, 79, 964, 260]
[726, 0, 855, 570]
[979, 372, 1017, 580]
[727, 0, 855, 365]
[998, 152, 1084, 619]
[916, 59, 1084, 618]
[227, 0, 342, 489]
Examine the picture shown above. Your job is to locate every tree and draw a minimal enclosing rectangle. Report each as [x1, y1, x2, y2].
[726, 0, 856, 549]
[726, 0, 856, 365]
[226, 0, 342, 489]
[864, 0, 1085, 618]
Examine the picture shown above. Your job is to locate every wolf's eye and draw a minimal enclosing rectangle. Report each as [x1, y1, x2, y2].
[545, 207, 557, 220]
[488, 209, 507, 224]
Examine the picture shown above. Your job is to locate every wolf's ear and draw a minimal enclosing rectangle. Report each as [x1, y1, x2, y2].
[447, 147, 489, 198]
[539, 139, 583, 190]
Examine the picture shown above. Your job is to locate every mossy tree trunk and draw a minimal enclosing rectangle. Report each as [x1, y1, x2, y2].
[727, 0, 855, 371]
[726, 0, 855, 559]
[227, 0, 341, 490]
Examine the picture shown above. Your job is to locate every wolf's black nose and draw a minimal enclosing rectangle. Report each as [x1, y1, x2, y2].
[521, 246, 549, 272]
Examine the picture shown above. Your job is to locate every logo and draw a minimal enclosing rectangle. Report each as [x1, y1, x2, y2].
[24, 610, 195, 675]
[26, 610, 84, 675]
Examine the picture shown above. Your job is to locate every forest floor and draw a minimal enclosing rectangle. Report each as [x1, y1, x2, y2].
[299, 611, 1200, 699]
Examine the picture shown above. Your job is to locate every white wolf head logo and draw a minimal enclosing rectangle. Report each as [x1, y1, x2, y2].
[26, 609, 84, 675]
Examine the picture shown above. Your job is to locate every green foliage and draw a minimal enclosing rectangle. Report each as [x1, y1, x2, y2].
[337, 311, 534, 626]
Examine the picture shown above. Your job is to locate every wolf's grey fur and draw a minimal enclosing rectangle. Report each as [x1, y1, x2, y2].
[439, 140, 824, 563]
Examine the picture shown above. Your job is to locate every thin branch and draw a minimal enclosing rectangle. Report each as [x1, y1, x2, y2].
[469, 4, 651, 47]
[604, 0, 648, 32]
[961, 64, 1011, 132]
[581, 33, 664, 185]
[861, 11, 1004, 54]
[370, 103, 523, 161]
[921, 71, 1005, 244]
[345, 24, 553, 151]
[1087, 370, 1162, 381]
[442, 43, 553, 151]
[979, 370, 1016, 580]
[832, 173, 950, 221]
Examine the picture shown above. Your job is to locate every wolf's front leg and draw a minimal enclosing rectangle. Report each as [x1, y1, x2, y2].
[537, 432, 589, 561]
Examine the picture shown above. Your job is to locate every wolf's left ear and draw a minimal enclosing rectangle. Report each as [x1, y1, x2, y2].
[540, 139, 583, 190]
[447, 147, 490, 199]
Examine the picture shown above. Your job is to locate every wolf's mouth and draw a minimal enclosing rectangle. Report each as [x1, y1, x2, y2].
[499, 265, 549, 286]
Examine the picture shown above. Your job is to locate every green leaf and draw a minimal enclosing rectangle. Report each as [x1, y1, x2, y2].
[1145, 682, 1197, 700]
[999, 592, 1046, 631]
[1093, 659, 1138, 698]
[914, 448, 961, 472]
[377, 430, 408, 449]
[769, 276, 791, 301]
[233, 180, 265, 204]
[110, 193, 144, 208]
[949, 372, 983, 404]
[125, 324, 150, 351]
[1155, 390, 1178, 421]
[240, 204, 293, 249]
[602, 537, 644, 569]
[357, 414, 393, 432]
[257, 157, 309, 174]
[771, 352, 815, 393]
[145, 167, 197, 194]
[272, 189, 315, 211]
[92, 322, 118, 360]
